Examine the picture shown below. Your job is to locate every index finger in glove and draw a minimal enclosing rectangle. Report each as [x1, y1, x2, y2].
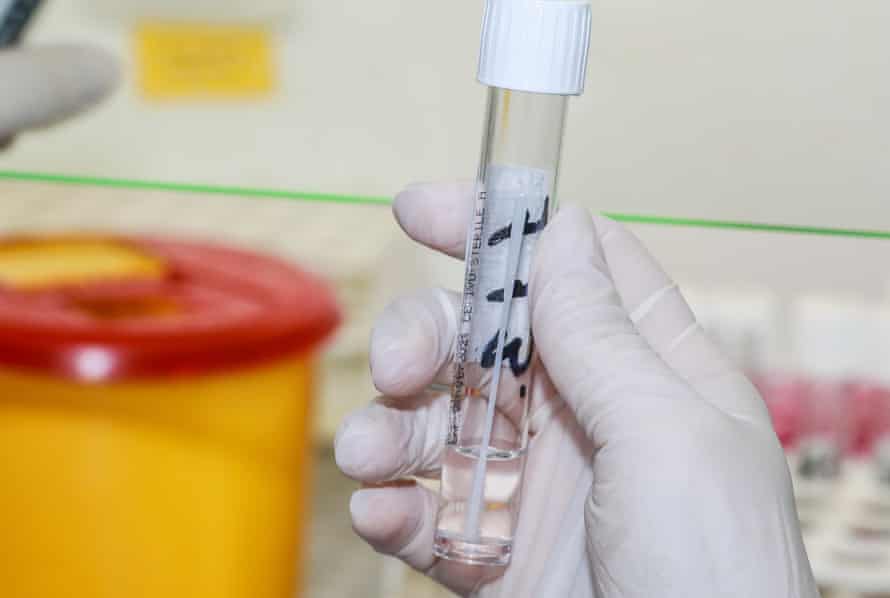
[393, 181, 475, 259]
[0, 45, 119, 138]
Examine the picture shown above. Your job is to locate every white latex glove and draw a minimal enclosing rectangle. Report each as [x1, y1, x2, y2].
[335, 182, 820, 597]
[0, 45, 118, 145]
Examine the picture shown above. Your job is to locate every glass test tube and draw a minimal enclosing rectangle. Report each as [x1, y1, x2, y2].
[433, 0, 591, 566]
[433, 86, 569, 565]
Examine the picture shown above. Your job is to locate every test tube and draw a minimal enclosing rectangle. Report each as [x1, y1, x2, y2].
[433, 0, 591, 566]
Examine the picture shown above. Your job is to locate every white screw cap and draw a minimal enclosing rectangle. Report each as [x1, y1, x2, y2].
[477, 0, 592, 96]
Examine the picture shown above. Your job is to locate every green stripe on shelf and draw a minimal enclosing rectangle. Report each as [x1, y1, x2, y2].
[0, 170, 391, 206]
[601, 213, 890, 240]
[2, 169, 889, 240]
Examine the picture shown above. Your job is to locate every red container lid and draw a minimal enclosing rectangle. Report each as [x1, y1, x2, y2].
[0, 236, 340, 381]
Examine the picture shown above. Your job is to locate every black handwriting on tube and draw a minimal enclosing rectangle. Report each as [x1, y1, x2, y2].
[485, 280, 528, 303]
[479, 195, 548, 377]
[480, 330, 534, 377]
[487, 196, 550, 247]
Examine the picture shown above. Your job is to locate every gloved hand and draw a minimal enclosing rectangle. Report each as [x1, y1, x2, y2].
[335, 181, 820, 597]
[0, 45, 118, 147]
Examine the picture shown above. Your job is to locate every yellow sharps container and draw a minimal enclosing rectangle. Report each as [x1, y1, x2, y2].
[0, 235, 339, 598]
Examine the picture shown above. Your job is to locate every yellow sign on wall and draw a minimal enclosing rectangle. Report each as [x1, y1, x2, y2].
[136, 22, 276, 99]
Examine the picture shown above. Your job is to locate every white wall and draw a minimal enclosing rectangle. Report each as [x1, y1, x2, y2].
[3, 0, 890, 297]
